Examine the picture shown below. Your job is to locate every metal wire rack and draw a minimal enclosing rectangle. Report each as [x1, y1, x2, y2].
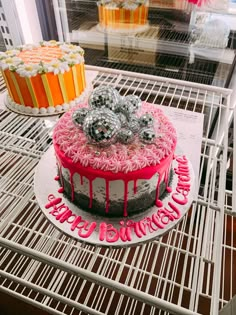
[0, 66, 235, 315]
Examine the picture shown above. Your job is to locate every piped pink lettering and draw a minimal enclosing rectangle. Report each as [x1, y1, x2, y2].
[119, 227, 132, 242]
[152, 213, 165, 228]
[168, 202, 181, 219]
[175, 156, 188, 164]
[172, 193, 188, 205]
[99, 223, 119, 243]
[45, 194, 62, 209]
[179, 175, 190, 182]
[78, 221, 97, 238]
[158, 208, 175, 224]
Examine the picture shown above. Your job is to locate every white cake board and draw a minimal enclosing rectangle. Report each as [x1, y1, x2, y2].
[34, 146, 195, 247]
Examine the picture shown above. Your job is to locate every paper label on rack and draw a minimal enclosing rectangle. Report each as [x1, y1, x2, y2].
[160, 105, 204, 197]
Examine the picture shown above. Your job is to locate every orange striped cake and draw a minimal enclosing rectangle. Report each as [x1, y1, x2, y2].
[97, 0, 149, 32]
[0, 41, 86, 115]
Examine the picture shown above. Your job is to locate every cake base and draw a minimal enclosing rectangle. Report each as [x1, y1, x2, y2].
[34, 146, 195, 247]
[4, 84, 93, 117]
[96, 23, 150, 35]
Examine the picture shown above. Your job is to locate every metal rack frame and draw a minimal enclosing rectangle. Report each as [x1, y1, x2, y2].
[0, 66, 235, 315]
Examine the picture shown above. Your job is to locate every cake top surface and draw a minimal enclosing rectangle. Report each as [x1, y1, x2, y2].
[0, 41, 84, 77]
[53, 101, 177, 174]
[18, 46, 63, 64]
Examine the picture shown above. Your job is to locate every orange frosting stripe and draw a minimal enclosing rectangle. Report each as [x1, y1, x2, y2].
[76, 64, 85, 94]
[46, 72, 63, 105]
[81, 63, 86, 90]
[2, 70, 14, 101]
[115, 9, 120, 24]
[15, 72, 33, 107]
[63, 70, 75, 102]
[124, 9, 131, 24]
[134, 7, 139, 24]
[4, 70, 20, 104]
[31, 74, 49, 108]
[142, 6, 147, 24]
[98, 5, 103, 24]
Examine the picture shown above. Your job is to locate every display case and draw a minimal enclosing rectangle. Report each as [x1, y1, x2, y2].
[50, 0, 236, 88]
[0, 1, 235, 315]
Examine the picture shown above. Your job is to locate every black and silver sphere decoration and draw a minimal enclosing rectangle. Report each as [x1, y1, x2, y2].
[139, 128, 156, 144]
[83, 108, 121, 147]
[73, 85, 157, 147]
[88, 85, 121, 112]
[117, 129, 134, 144]
[72, 108, 89, 128]
[115, 99, 133, 119]
[139, 113, 154, 128]
[116, 112, 128, 128]
[124, 95, 142, 113]
[129, 116, 140, 134]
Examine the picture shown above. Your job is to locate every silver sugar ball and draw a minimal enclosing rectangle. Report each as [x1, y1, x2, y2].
[124, 95, 142, 113]
[88, 85, 121, 112]
[139, 128, 156, 144]
[72, 108, 89, 128]
[139, 113, 154, 128]
[115, 99, 133, 119]
[129, 116, 140, 134]
[116, 112, 128, 128]
[117, 129, 135, 144]
[83, 108, 121, 147]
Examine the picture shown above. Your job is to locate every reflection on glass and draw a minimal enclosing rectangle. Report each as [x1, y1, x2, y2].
[97, 0, 149, 32]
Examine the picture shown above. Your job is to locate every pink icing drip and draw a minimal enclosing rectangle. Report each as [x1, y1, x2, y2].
[89, 179, 93, 208]
[166, 187, 172, 193]
[70, 173, 75, 201]
[58, 187, 64, 193]
[55, 146, 175, 216]
[58, 163, 64, 189]
[123, 181, 128, 217]
[155, 172, 163, 208]
[134, 180, 137, 195]
[80, 175, 83, 185]
[54, 176, 60, 181]
[105, 180, 110, 213]
[156, 200, 163, 207]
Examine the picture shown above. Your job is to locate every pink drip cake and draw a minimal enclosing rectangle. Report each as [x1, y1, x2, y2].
[53, 86, 177, 217]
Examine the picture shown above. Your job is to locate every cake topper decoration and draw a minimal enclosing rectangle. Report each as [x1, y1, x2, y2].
[139, 113, 154, 128]
[125, 94, 142, 113]
[117, 128, 135, 144]
[129, 116, 141, 134]
[139, 128, 156, 144]
[72, 85, 156, 146]
[72, 108, 89, 128]
[83, 108, 121, 146]
[88, 85, 121, 111]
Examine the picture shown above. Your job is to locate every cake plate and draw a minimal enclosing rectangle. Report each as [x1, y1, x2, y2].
[34, 146, 195, 247]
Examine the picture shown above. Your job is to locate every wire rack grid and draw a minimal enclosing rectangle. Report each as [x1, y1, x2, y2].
[0, 66, 234, 315]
